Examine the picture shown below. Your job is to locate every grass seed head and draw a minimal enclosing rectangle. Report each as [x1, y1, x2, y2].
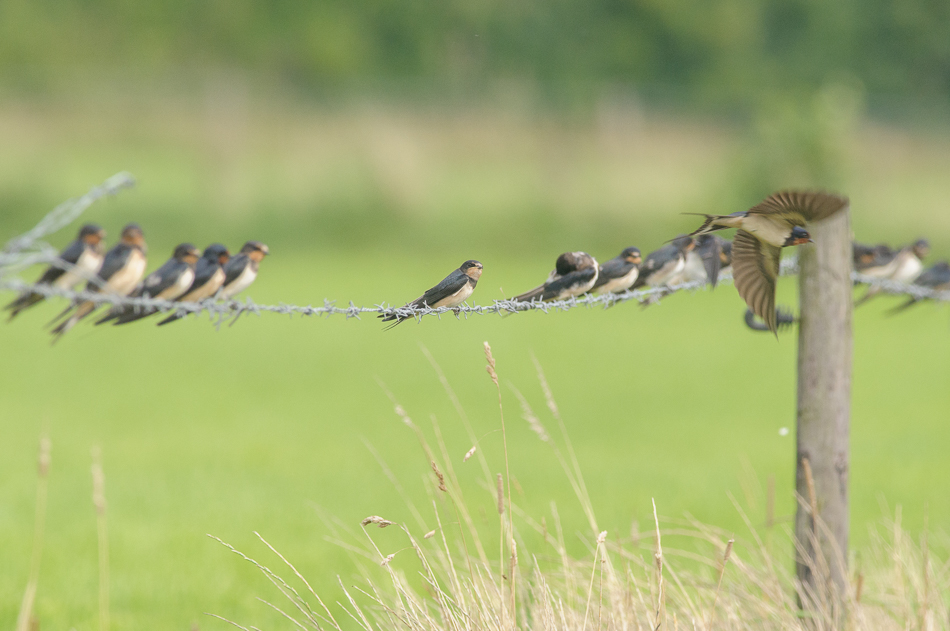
[424, 530, 436, 539]
[484, 342, 498, 385]
[361, 516, 395, 528]
[38, 437, 51, 479]
[381, 553, 396, 567]
[463, 445, 477, 462]
[431, 461, 447, 492]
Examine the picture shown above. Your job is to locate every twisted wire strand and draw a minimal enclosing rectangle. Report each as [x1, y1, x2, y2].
[1, 173, 948, 327]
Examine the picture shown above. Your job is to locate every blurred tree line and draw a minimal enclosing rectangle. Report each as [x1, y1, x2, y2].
[1, 0, 948, 112]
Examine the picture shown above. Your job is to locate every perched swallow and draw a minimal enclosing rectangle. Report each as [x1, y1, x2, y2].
[590, 247, 641, 295]
[96, 243, 201, 325]
[719, 238, 733, 276]
[513, 252, 599, 302]
[888, 261, 950, 314]
[156, 243, 231, 326]
[631, 236, 694, 289]
[853, 241, 897, 278]
[668, 234, 727, 287]
[688, 190, 849, 334]
[49, 223, 147, 342]
[379, 260, 483, 327]
[220, 241, 269, 300]
[854, 239, 928, 306]
[743, 307, 796, 333]
[5, 223, 106, 320]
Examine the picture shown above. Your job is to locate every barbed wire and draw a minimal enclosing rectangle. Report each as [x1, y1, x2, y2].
[0, 173, 948, 327]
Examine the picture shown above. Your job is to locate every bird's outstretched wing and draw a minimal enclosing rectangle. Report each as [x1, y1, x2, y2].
[732, 230, 782, 335]
[748, 191, 849, 225]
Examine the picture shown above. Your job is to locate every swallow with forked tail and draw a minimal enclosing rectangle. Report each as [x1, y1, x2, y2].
[96, 243, 201, 325]
[688, 190, 849, 334]
[156, 243, 230, 326]
[220, 241, 269, 300]
[5, 224, 106, 320]
[49, 223, 147, 342]
[590, 247, 641, 295]
[380, 260, 483, 328]
[513, 252, 598, 302]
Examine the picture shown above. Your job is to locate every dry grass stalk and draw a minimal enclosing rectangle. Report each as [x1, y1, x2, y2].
[766, 475, 775, 529]
[424, 530, 436, 540]
[652, 499, 665, 631]
[431, 461, 448, 492]
[704, 538, 734, 629]
[91, 446, 110, 631]
[361, 516, 395, 528]
[16, 437, 51, 631]
[802, 458, 818, 541]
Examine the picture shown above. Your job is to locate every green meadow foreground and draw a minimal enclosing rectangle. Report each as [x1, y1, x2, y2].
[2, 106, 950, 628]
[2, 247, 949, 629]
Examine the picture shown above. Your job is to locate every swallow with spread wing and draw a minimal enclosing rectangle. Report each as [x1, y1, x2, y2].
[590, 247, 641, 295]
[513, 251, 598, 302]
[688, 190, 849, 335]
[380, 260, 483, 328]
[49, 223, 147, 342]
[96, 243, 201, 325]
[5, 223, 106, 321]
[156, 243, 231, 326]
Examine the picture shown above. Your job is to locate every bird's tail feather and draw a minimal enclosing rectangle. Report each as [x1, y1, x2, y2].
[512, 285, 545, 303]
[685, 214, 740, 238]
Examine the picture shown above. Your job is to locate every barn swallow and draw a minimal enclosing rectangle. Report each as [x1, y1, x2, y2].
[513, 252, 599, 302]
[743, 307, 796, 332]
[590, 247, 641, 295]
[5, 223, 106, 321]
[49, 223, 147, 342]
[719, 238, 733, 276]
[668, 234, 726, 287]
[156, 243, 230, 326]
[854, 239, 928, 306]
[853, 241, 897, 277]
[95, 243, 201, 325]
[219, 241, 269, 300]
[379, 260, 483, 328]
[688, 190, 849, 334]
[631, 236, 694, 289]
[888, 261, 950, 314]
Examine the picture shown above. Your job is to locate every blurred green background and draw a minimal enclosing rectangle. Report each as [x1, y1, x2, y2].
[2, 2, 949, 630]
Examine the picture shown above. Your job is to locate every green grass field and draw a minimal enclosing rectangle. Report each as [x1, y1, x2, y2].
[2, 102, 949, 630]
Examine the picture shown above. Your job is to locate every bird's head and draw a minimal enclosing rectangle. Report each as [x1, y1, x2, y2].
[461, 260, 483, 280]
[241, 241, 270, 262]
[671, 235, 694, 253]
[912, 239, 931, 260]
[621, 247, 642, 265]
[784, 226, 812, 247]
[719, 240, 733, 266]
[203, 243, 231, 265]
[79, 224, 106, 246]
[120, 223, 146, 249]
[575, 252, 598, 270]
[174, 243, 201, 265]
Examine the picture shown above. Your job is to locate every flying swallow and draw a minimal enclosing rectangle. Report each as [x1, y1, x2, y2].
[743, 307, 796, 332]
[590, 247, 641, 295]
[156, 243, 230, 326]
[96, 243, 201, 325]
[49, 223, 147, 342]
[513, 252, 599, 302]
[5, 223, 106, 321]
[888, 260, 950, 314]
[668, 234, 727, 287]
[379, 259, 483, 328]
[631, 236, 694, 290]
[220, 241, 269, 300]
[688, 190, 849, 334]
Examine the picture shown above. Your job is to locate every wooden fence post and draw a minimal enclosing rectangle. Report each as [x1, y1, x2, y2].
[796, 206, 852, 607]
